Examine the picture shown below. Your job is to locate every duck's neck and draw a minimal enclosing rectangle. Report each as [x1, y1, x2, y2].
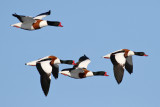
[60, 60, 75, 65]
[47, 21, 61, 26]
[134, 52, 146, 56]
[93, 71, 109, 76]
[127, 51, 135, 56]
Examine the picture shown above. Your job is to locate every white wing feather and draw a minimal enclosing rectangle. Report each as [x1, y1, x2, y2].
[77, 59, 91, 69]
[115, 53, 126, 66]
[40, 61, 52, 74]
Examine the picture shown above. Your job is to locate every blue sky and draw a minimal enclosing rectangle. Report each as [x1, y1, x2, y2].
[1, 0, 160, 107]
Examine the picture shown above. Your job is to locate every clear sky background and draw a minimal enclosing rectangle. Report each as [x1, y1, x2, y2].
[1, 0, 160, 107]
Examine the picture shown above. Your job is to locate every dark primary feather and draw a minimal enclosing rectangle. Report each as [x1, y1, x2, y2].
[12, 13, 25, 22]
[40, 74, 51, 96]
[113, 65, 124, 84]
[35, 10, 51, 17]
[78, 55, 89, 62]
[52, 64, 59, 79]
[125, 56, 133, 74]
[36, 63, 51, 96]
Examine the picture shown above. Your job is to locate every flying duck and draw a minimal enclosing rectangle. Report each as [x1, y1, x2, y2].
[60, 55, 109, 79]
[11, 10, 63, 30]
[60, 68, 109, 79]
[103, 49, 148, 84]
[25, 55, 76, 96]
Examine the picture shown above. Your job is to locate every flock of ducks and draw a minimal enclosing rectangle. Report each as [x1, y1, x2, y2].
[12, 10, 148, 96]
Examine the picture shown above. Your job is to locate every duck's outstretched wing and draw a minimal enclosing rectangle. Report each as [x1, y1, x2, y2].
[12, 13, 35, 23]
[36, 62, 51, 96]
[110, 53, 126, 84]
[74, 55, 91, 69]
[34, 10, 51, 20]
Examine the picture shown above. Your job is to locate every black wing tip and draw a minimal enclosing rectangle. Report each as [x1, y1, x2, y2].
[48, 10, 51, 15]
[12, 13, 17, 17]
[44, 91, 49, 96]
[42, 85, 49, 96]
[83, 54, 87, 57]
[54, 76, 58, 79]
[116, 78, 122, 84]
[79, 54, 89, 61]
[44, 10, 51, 15]
[42, 84, 50, 96]
[61, 69, 65, 71]
[61, 68, 68, 71]
[84, 54, 89, 59]
[117, 81, 121, 84]
[40, 74, 50, 97]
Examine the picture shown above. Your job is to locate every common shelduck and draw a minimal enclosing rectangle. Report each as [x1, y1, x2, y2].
[11, 10, 63, 30]
[60, 68, 109, 79]
[60, 55, 109, 79]
[103, 49, 148, 84]
[25, 55, 76, 96]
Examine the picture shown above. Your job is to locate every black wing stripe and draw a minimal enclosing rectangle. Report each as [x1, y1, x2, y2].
[36, 63, 45, 75]
[110, 54, 119, 65]
[35, 10, 51, 17]
[62, 68, 75, 72]
[112, 50, 125, 54]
